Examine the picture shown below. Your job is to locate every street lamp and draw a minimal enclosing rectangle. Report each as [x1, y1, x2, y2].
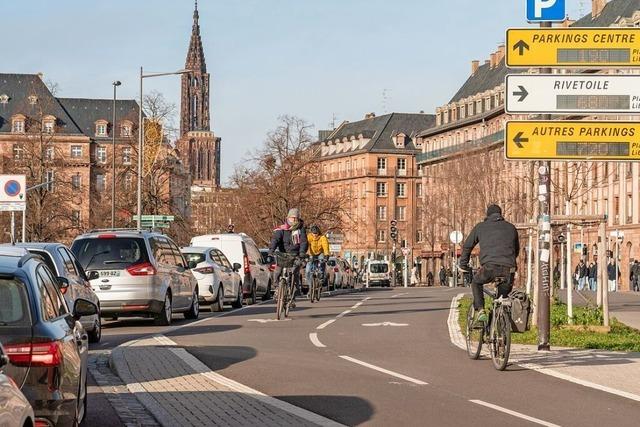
[137, 67, 191, 229]
[111, 80, 121, 229]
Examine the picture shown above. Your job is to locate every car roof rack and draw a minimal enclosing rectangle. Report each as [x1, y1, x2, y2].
[86, 228, 144, 234]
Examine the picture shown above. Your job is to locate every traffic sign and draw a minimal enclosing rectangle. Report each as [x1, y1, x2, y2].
[506, 74, 640, 115]
[449, 231, 463, 245]
[0, 175, 26, 212]
[401, 247, 410, 257]
[526, 0, 565, 22]
[506, 28, 640, 68]
[505, 120, 640, 161]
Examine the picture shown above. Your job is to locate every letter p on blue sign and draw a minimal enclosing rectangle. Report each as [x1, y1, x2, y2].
[527, 0, 565, 22]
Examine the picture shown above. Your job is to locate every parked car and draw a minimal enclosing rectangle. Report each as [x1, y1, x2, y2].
[340, 259, 355, 289]
[327, 257, 347, 290]
[0, 246, 97, 426]
[259, 248, 277, 295]
[2, 243, 102, 343]
[181, 246, 243, 311]
[71, 229, 199, 326]
[191, 234, 272, 304]
[367, 260, 391, 287]
[0, 344, 34, 427]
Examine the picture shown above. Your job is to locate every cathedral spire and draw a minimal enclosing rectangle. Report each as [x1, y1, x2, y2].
[186, 0, 206, 73]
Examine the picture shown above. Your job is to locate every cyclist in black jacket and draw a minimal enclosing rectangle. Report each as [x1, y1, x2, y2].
[459, 204, 520, 325]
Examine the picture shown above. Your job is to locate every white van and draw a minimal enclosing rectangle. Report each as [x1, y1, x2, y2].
[190, 234, 272, 304]
[367, 260, 391, 287]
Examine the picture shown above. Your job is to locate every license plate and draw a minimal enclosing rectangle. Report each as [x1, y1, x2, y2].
[98, 270, 121, 277]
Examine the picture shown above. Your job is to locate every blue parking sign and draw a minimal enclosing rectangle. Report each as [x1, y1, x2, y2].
[526, 0, 565, 22]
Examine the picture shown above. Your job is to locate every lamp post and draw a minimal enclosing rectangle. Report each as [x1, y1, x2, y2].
[137, 67, 191, 229]
[111, 80, 121, 229]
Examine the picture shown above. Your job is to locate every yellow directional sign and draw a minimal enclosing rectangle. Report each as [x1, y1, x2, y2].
[506, 28, 640, 68]
[505, 121, 640, 161]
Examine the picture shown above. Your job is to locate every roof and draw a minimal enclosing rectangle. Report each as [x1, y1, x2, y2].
[449, 60, 524, 104]
[323, 113, 435, 154]
[572, 0, 640, 27]
[0, 74, 83, 134]
[58, 98, 139, 138]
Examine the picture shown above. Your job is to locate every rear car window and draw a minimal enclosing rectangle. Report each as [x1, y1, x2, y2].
[183, 253, 205, 264]
[327, 259, 337, 267]
[370, 264, 389, 273]
[0, 278, 31, 326]
[71, 237, 149, 271]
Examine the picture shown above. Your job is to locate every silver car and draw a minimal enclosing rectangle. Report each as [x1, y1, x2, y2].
[3, 243, 102, 343]
[71, 229, 199, 326]
[0, 345, 34, 427]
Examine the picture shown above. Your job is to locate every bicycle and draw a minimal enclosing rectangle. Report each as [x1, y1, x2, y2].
[308, 257, 324, 303]
[274, 253, 304, 320]
[465, 277, 512, 371]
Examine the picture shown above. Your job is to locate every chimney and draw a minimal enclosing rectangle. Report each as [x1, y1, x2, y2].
[490, 53, 497, 68]
[364, 112, 376, 119]
[592, 0, 607, 18]
[484, 60, 491, 66]
[471, 60, 480, 75]
[496, 44, 505, 64]
[37, 72, 44, 80]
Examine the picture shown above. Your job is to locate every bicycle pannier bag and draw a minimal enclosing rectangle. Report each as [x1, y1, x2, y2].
[508, 289, 531, 333]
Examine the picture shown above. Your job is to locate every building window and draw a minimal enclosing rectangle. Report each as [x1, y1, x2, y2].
[377, 229, 386, 243]
[28, 95, 38, 105]
[396, 206, 406, 221]
[71, 210, 80, 227]
[96, 174, 106, 192]
[376, 182, 387, 197]
[121, 125, 132, 137]
[13, 144, 23, 160]
[45, 170, 54, 192]
[70, 145, 83, 158]
[45, 146, 54, 161]
[377, 205, 387, 220]
[401, 239, 407, 248]
[377, 157, 387, 174]
[397, 158, 407, 175]
[416, 230, 424, 243]
[96, 147, 107, 163]
[396, 182, 406, 197]
[96, 123, 107, 137]
[124, 173, 133, 190]
[416, 182, 423, 197]
[0, 94, 8, 104]
[122, 147, 132, 165]
[12, 119, 25, 133]
[71, 174, 81, 190]
[43, 120, 55, 134]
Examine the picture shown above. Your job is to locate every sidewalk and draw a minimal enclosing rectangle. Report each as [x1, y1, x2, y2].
[449, 294, 640, 403]
[557, 289, 640, 330]
[111, 336, 345, 427]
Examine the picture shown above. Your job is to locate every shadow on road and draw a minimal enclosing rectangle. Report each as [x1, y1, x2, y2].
[275, 395, 374, 426]
[185, 345, 259, 372]
[165, 324, 242, 338]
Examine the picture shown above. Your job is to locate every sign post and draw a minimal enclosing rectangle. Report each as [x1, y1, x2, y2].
[0, 175, 27, 243]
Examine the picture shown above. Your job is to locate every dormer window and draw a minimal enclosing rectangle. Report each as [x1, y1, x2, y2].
[0, 94, 9, 104]
[95, 120, 108, 137]
[121, 122, 132, 137]
[28, 95, 38, 105]
[42, 115, 56, 134]
[394, 133, 407, 148]
[11, 115, 25, 133]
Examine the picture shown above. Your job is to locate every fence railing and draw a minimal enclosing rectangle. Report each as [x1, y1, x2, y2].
[416, 130, 504, 164]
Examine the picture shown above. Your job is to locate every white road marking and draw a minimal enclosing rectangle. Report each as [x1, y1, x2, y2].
[351, 302, 363, 309]
[248, 318, 290, 323]
[362, 322, 408, 327]
[469, 400, 561, 427]
[317, 319, 336, 330]
[336, 309, 352, 318]
[309, 333, 326, 348]
[339, 355, 428, 385]
[391, 293, 409, 298]
[165, 299, 272, 334]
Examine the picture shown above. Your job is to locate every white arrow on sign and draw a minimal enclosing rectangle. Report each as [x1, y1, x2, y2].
[248, 318, 290, 323]
[506, 74, 640, 115]
[362, 322, 409, 327]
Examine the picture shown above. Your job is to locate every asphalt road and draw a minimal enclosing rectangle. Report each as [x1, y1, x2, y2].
[160, 287, 640, 427]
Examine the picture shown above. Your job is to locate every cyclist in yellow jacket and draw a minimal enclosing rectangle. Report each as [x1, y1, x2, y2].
[306, 225, 330, 292]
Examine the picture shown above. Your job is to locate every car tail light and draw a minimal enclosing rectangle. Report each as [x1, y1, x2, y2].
[334, 267, 339, 273]
[4, 341, 62, 367]
[98, 234, 117, 239]
[194, 266, 214, 274]
[269, 263, 275, 272]
[127, 262, 156, 276]
[244, 254, 250, 274]
[35, 419, 54, 427]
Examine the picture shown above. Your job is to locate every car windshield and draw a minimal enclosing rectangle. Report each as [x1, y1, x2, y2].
[183, 253, 205, 264]
[370, 264, 388, 273]
[71, 237, 148, 270]
[0, 278, 31, 326]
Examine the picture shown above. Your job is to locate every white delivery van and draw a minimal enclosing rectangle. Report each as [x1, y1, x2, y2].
[367, 260, 391, 287]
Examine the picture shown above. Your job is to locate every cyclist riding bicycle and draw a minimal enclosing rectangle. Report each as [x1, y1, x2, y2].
[458, 204, 520, 326]
[306, 225, 330, 291]
[269, 208, 308, 306]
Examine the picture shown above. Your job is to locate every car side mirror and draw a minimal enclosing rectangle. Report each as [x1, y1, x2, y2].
[233, 263, 242, 272]
[0, 347, 8, 369]
[57, 276, 70, 292]
[188, 261, 198, 270]
[87, 271, 99, 281]
[73, 298, 98, 320]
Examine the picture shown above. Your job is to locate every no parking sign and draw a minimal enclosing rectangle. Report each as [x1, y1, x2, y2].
[0, 175, 26, 211]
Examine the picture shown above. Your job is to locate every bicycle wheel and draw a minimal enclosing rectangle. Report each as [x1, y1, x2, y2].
[315, 276, 322, 302]
[284, 282, 292, 317]
[310, 277, 317, 303]
[465, 306, 484, 360]
[490, 309, 511, 371]
[276, 279, 286, 320]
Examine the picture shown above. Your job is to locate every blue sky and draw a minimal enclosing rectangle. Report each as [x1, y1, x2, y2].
[4, 0, 584, 183]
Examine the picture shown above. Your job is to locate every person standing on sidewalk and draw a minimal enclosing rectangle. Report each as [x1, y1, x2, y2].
[632, 259, 640, 292]
[439, 266, 446, 287]
[427, 270, 434, 287]
[575, 260, 588, 291]
[607, 258, 618, 292]
[588, 261, 597, 292]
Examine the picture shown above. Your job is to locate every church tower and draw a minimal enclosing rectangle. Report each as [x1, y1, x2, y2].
[179, 0, 221, 188]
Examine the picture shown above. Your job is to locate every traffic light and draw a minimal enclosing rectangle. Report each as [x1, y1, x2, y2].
[557, 234, 565, 243]
[390, 219, 398, 242]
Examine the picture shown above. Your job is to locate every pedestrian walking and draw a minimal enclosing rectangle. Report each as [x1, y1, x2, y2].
[439, 266, 446, 287]
[575, 260, 588, 291]
[588, 261, 597, 292]
[426, 271, 434, 287]
[607, 258, 618, 292]
[410, 266, 418, 287]
[632, 259, 640, 292]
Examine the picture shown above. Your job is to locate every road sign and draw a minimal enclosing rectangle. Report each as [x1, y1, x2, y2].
[526, 0, 565, 22]
[506, 28, 640, 68]
[401, 247, 410, 257]
[506, 74, 640, 115]
[449, 231, 463, 245]
[132, 215, 175, 221]
[0, 175, 26, 211]
[329, 244, 342, 253]
[505, 120, 640, 161]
